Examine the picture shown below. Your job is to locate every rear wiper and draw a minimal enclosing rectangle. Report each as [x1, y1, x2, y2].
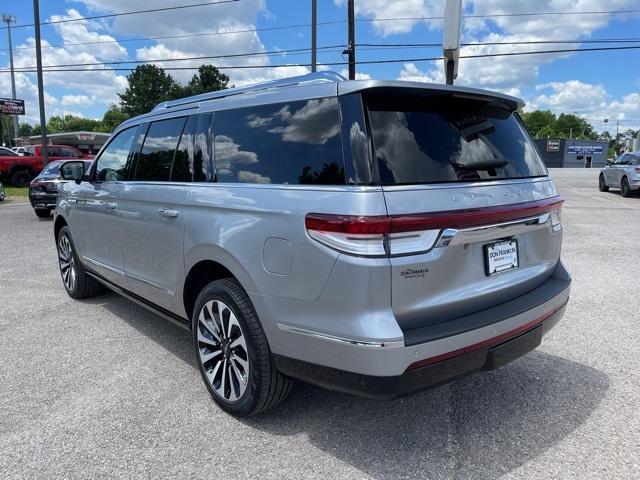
[450, 117, 510, 170]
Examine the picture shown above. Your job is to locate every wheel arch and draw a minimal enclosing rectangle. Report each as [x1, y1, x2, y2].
[183, 245, 258, 322]
[54, 214, 68, 240]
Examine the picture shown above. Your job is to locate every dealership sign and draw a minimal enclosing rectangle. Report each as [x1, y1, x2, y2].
[567, 145, 603, 155]
[76, 133, 96, 141]
[0, 98, 25, 115]
[546, 140, 560, 152]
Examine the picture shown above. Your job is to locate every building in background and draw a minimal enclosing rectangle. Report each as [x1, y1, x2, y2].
[534, 138, 609, 168]
[16, 131, 110, 154]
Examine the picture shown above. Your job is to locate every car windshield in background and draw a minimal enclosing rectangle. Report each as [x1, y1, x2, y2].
[41, 162, 62, 175]
[366, 94, 547, 185]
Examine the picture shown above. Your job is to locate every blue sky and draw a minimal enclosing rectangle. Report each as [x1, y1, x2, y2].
[1, 0, 639, 132]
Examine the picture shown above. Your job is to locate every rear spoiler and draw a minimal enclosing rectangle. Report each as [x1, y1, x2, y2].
[338, 80, 524, 112]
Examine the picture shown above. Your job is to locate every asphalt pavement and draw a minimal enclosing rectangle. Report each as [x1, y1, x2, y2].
[0, 169, 638, 479]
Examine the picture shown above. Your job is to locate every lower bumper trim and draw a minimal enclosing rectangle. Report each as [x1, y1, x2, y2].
[274, 302, 566, 400]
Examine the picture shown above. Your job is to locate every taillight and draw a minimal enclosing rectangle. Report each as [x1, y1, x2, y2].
[634, 167, 640, 174]
[30, 180, 45, 188]
[306, 196, 564, 257]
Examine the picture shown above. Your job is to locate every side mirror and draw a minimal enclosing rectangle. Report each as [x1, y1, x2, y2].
[60, 161, 86, 184]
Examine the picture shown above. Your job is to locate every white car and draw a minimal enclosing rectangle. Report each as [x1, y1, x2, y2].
[10, 146, 25, 156]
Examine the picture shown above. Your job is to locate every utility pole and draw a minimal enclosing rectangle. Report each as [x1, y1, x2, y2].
[33, 0, 48, 166]
[311, 0, 317, 72]
[616, 120, 619, 139]
[443, 0, 462, 85]
[2, 14, 19, 144]
[347, 0, 355, 80]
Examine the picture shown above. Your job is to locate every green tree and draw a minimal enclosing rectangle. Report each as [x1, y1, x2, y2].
[100, 104, 128, 132]
[184, 65, 230, 97]
[520, 110, 556, 138]
[554, 113, 596, 140]
[18, 123, 33, 137]
[118, 64, 184, 118]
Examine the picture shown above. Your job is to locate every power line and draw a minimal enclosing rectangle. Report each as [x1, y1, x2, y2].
[6, 45, 344, 71]
[4, 44, 640, 74]
[4, 6, 640, 32]
[0, 0, 240, 30]
[358, 38, 640, 49]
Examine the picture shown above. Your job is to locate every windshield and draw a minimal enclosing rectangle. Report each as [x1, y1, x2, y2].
[366, 93, 547, 185]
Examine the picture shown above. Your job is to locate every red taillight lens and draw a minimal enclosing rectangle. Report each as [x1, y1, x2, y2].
[306, 196, 564, 257]
[30, 180, 45, 188]
[634, 167, 640, 173]
[304, 214, 390, 235]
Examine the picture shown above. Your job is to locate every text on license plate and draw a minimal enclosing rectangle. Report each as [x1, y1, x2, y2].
[485, 240, 519, 276]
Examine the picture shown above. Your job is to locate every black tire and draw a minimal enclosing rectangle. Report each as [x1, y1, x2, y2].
[56, 226, 104, 299]
[35, 208, 51, 218]
[599, 174, 609, 192]
[621, 177, 632, 197]
[11, 169, 32, 187]
[0, 182, 4, 202]
[192, 278, 293, 417]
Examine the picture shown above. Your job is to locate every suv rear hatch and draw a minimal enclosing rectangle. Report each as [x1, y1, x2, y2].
[364, 87, 563, 342]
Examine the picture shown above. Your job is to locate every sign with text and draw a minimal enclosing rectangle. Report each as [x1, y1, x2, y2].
[567, 145, 603, 155]
[0, 98, 25, 115]
[546, 140, 560, 152]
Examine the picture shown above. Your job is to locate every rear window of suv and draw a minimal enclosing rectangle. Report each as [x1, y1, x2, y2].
[366, 92, 547, 185]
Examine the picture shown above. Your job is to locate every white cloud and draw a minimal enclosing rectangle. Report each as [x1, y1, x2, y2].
[334, 0, 443, 36]
[529, 81, 640, 131]
[338, 69, 372, 80]
[61, 94, 93, 107]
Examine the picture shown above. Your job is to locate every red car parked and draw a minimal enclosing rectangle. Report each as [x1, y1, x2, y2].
[0, 145, 93, 187]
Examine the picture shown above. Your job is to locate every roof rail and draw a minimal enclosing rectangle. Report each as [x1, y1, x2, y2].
[153, 71, 346, 111]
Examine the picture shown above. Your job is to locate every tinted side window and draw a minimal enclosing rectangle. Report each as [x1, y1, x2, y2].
[195, 113, 213, 182]
[214, 98, 344, 185]
[95, 127, 137, 181]
[48, 147, 63, 157]
[134, 117, 187, 182]
[172, 116, 197, 182]
[61, 148, 79, 158]
[339, 94, 373, 185]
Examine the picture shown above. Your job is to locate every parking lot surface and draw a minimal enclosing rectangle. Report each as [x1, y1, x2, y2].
[0, 169, 638, 479]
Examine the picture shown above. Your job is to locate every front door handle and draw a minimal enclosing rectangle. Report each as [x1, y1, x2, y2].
[158, 208, 179, 218]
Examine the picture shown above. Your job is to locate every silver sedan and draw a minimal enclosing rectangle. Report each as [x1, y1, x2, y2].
[599, 152, 640, 197]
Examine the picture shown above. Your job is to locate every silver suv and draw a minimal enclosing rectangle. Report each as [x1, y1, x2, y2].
[599, 152, 640, 197]
[54, 72, 571, 416]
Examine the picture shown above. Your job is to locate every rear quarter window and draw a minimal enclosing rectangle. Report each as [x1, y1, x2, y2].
[366, 93, 547, 185]
[213, 97, 345, 185]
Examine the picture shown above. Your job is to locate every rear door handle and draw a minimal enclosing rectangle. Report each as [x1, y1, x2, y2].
[158, 208, 179, 218]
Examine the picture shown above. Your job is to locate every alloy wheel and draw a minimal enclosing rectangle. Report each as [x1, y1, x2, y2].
[622, 178, 630, 196]
[58, 234, 77, 292]
[197, 300, 250, 402]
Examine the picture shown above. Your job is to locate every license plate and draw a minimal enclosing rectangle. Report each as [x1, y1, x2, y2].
[485, 240, 519, 276]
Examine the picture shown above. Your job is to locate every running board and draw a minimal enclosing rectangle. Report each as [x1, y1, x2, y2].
[85, 270, 191, 331]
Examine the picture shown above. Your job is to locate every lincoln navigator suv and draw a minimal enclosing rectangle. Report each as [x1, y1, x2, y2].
[54, 72, 571, 417]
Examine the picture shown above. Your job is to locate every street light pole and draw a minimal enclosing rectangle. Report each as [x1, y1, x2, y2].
[2, 14, 19, 144]
[32, 0, 48, 166]
[311, 0, 317, 73]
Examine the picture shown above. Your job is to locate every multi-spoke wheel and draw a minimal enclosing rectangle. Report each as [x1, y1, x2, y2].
[192, 279, 294, 416]
[621, 177, 632, 197]
[598, 174, 609, 192]
[56, 226, 103, 299]
[58, 233, 77, 292]
[197, 300, 250, 402]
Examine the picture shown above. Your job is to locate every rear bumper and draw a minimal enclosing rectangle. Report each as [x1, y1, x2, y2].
[274, 304, 564, 399]
[269, 261, 570, 379]
[29, 192, 57, 209]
